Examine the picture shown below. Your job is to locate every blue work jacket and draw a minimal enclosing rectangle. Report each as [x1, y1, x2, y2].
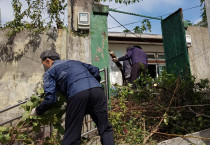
[36, 60, 102, 115]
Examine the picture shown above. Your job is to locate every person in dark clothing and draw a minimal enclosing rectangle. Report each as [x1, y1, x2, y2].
[122, 47, 132, 85]
[31, 50, 115, 145]
[123, 59, 132, 79]
[113, 46, 148, 89]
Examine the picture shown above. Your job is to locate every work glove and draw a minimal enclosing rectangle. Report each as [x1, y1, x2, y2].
[112, 58, 119, 62]
[30, 108, 37, 116]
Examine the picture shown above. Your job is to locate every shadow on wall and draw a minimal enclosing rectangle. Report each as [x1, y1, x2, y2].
[46, 28, 58, 52]
[0, 33, 41, 63]
[0, 29, 58, 64]
[46, 28, 58, 42]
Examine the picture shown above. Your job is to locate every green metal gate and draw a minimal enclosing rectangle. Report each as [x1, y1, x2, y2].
[161, 8, 191, 78]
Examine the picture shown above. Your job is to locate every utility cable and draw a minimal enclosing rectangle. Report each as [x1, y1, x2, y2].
[108, 5, 201, 30]
[108, 20, 143, 29]
[108, 13, 162, 46]
[109, 14, 131, 32]
[157, 5, 200, 18]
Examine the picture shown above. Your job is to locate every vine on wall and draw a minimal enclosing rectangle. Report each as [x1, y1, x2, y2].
[3, 0, 67, 36]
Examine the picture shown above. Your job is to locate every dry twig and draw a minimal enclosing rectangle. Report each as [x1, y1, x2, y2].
[143, 78, 180, 144]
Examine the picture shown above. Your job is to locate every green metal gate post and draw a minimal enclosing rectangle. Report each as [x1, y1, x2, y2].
[90, 4, 111, 110]
[161, 8, 191, 78]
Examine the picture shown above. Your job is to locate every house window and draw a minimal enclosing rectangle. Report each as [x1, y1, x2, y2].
[147, 53, 156, 60]
[148, 64, 156, 78]
[147, 53, 165, 78]
[157, 54, 165, 60]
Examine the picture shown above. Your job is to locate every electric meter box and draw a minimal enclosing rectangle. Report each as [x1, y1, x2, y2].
[78, 12, 90, 30]
[186, 35, 192, 47]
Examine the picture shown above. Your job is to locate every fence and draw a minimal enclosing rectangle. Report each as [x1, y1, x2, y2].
[0, 67, 109, 142]
[81, 67, 109, 137]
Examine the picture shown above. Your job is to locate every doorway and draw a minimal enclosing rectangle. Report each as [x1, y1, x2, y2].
[148, 64, 156, 78]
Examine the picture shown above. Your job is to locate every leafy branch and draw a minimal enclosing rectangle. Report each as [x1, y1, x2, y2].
[3, 0, 67, 36]
[195, 0, 207, 27]
[109, 71, 210, 144]
[0, 88, 66, 144]
[96, 0, 141, 5]
[123, 19, 151, 33]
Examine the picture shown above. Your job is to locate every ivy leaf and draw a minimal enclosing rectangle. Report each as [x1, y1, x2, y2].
[26, 101, 33, 107]
[163, 113, 169, 125]
[198, 116, 202, 121]
[53, 116, 59, 124]
[37, 88, 44, 95]
[128, 90, 134, 95]
[33, 122, 39, 127]
[4, 134, 11, 141]
[21, 104, 27, 110]
[21, 111, 30, 120]
[30, 95, 40, 102]
[0, 127, 8, 132]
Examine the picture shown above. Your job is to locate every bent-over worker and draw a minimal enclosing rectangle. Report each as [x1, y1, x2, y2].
[113, 46, 148, 89]
[31, 50, 115, 145]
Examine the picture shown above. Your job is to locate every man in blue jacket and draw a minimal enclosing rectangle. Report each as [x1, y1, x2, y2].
[113, 46, 148, 89]
[31, 50, 115, 145]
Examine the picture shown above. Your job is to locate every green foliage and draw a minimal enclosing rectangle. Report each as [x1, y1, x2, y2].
[109, 71, 210, 144]
[196, 0, 208, 27]
[97, 0, 141, 4]
[123, 29, 131, 33]
[0, 88, 66, 144]
[133, 19, 151, 33]
[4, 0, 67, 36]
[123, 19, 152, 34]
[185, 20, 193, 26]
[47, 0, 67, 29]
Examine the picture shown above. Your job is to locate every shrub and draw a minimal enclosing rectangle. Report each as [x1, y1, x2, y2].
[109, 71, 210, 144]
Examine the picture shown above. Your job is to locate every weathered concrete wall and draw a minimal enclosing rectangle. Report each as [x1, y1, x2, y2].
[108, 43, 164, 85]
[67, 0, 92, 63]
[0, 29, 67, 124]
[186, 26, 210, 82]
[206, 0, 210, 37]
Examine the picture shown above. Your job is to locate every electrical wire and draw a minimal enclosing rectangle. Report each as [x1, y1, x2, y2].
[108, 20, 143, 29]
[108, 14, 130, 32]
[157, 5, 200, 18]
[108, 5, 201, 30]
[108, 13, 162, 46]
